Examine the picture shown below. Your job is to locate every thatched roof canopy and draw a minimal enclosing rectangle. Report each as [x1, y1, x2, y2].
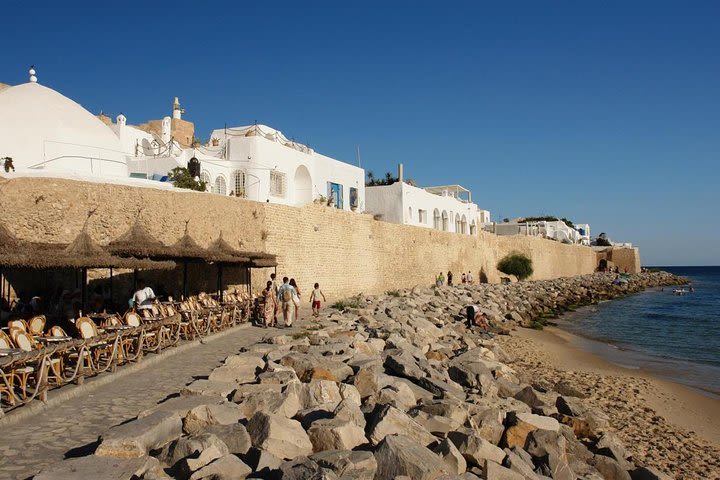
[107, 222, 169, 258]
[249, 257, 278, 268]
[207, 233, 251, 264]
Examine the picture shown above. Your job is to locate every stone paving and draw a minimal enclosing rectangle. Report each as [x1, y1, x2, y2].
[0, 322, 296, 480]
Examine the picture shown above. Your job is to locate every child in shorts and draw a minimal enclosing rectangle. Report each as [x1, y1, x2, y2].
[309, 283, 326, 317]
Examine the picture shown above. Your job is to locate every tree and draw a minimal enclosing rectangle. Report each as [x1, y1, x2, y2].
[497, 252, 533, 280]
[168, 167, 207, 192]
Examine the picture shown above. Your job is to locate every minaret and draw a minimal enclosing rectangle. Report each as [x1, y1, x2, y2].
[29, 65, 37, 83]
[172, 97, 182, 120]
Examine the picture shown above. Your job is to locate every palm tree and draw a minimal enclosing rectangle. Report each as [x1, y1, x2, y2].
[366, 171, 376, 186]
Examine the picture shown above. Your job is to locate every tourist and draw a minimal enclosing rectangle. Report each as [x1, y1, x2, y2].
[467, 271, 474, 284]
[310, 283, 327, 317]
[270, 273, 279, 323]
[461, 273, 467, 284]
[133, 280, 156, 311]
[289, 278, 301, 320]
[262, 281, 276, 328]
[464, 304, 490, 330]
[436, 272, 445, 286]
[447, 271, 453, 286]
[276, 277, 297, 327]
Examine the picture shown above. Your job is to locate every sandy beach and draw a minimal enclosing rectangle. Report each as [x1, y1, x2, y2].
[498, 326, 720, 479]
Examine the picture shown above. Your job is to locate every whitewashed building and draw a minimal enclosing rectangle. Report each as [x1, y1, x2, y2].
[366, 166, 490, 234]
[488, 219, 589, 245]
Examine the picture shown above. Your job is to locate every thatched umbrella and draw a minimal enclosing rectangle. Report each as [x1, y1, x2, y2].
[107, 221, 169, 258]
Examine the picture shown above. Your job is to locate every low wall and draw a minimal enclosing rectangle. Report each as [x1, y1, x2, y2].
[0, 176, 599, 299]
[595, 247, 641, 274]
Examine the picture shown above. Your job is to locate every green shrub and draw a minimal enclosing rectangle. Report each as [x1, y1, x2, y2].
[330, 298, 363, 310]
[168, 167, 207, 191]
[497, 252, 534, 280]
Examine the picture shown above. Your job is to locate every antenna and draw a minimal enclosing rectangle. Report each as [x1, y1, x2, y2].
[356, 145, 361, 167]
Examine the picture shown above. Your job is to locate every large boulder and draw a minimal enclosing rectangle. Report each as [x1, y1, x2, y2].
[433, 438, 467, 475]
[95, 410, 182, 459]
[159, 432, 229, 468]
[482, 460, 526, 480]
[501, 412, 560, 449]
[311, 450, 377, 480]
[447, 428, 506, 467]
[366, 404, 437, 447]
[307, 418, 368, 451]
[246, 412, 313, 460]
[374, 434, 450, 480]
[525, 430, 574, 480]
[236, 386, 301, 419]
[188, 454, 253, 480]
[203, 424, 252, 456]
[278, 456, 338, 479]
[33, 455, 158, 480]
[183, 402, 245, 435]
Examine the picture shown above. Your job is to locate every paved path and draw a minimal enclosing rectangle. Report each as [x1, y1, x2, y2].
[0, 322, 294, 480]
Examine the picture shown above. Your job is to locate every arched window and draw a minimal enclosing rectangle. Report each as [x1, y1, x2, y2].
[461, 215, 467, 234]
[214, 175, 227, 195]
[469, 220, 477, 235]
[408, 206, 413, 223]
[233, 170, 246, 197]
[433, 209, 441, 229]
[455, 214, 462, 233]
[441, 211, 448, 231]
[200, 171, 211, 192]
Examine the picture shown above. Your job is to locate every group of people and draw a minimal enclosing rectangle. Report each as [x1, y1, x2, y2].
[261, 274, 327, 328]
[436, 270, 475, 287]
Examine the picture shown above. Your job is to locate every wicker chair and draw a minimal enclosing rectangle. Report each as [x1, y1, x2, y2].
[27, 315, 46, 336]
[75, 317, 112, 369]
[0, 330, 19, 406]
[10, 329, 63, 395]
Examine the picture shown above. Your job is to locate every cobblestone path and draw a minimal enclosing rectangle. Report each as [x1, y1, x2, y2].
[0, 323, 289, 480]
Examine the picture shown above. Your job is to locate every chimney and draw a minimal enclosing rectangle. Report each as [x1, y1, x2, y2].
[398, 163, 404, 183]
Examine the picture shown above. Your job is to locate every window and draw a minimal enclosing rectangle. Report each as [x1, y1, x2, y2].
[200, 171, 211, 192]
[327, 182, 343, 209]
[418, 209, 427, 224]
[270, 170, 286, 197]
[455, 214, 462, 233]
[433, 209, 441, 229]
[349, 187, 358, 209]
[408, 207, 413, 223]
[214, 176, 227, 195]
[233, 170, 246, 197]
[441, 211, 448, 231]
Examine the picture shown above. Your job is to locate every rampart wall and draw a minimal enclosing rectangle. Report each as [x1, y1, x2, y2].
[0, 177, 600, 298]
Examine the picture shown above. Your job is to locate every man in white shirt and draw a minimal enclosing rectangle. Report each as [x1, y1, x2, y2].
[133, 280, 156, 310]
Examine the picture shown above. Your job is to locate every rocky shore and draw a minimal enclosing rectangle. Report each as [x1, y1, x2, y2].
[35, 271, 702, 480]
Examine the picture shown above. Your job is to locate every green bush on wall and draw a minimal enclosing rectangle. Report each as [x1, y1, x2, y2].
[497, 252, 534, 280]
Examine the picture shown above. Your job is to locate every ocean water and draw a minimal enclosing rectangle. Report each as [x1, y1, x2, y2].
[555, 266, 720, 397]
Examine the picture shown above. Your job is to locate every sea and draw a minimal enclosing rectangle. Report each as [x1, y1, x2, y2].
[555, 266, 720, 398]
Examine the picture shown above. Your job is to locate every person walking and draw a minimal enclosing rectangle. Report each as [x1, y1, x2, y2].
[309, 283, 326, 317]
[276, 277, 297, 327]
[436, 272, 445, 286]
[270, 273, 279, 323]
[289, 278, 301, 321]
[262, 281, 276, 328]
[467, 271, 474, 284]
[447, 271, 454, 286]
[461, 273, 467, 284]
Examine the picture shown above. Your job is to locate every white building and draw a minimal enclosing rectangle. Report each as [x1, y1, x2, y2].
[488, 219, 589, 245]
[366, 168, 490, 234]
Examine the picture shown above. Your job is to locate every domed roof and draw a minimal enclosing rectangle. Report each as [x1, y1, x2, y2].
[0, 82, 127, 176]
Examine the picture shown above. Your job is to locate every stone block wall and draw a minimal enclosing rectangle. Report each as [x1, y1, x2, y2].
[0, 176, 600, 300]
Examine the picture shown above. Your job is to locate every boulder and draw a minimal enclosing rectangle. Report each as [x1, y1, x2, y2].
[374, 434, 450, 480]
[433, 438, 467, 475]
[307, 418, 368, 451]
[258, 369, 300, 385]
[333, 398, 366, 428]
[179, 444, 227, 477]
[183, 402, 245, 434]
[503, 448, 540, 480]
[591, 455, 632, 480]
[501, 413, 560, 449]
[208, 360, 262, 384]
[245, 447, 282, 475]
[311, 450, 377, 480]
[203, 424, 252, 456]
[246, 412, 313, 460]
[411, 410, 462, 436]
[295, 380, 343, 410]
[95, 410, 182, 459]
[236, 387, 301, 419]
[482, 460, 526, 480]
[630, 466, 674, 480]
[33, 455, 158, 480]
[160, 433, 229, 468]
[447, 428, 506, 468]
[525, 430, 574, 480]
[182, 380, 238, 399]
[353, 367, 383, 398]
[278, 456, 338, 480]
[366, 404, 437, 446]
[188, 454, 253, 480]
[338, 383, 362, 406]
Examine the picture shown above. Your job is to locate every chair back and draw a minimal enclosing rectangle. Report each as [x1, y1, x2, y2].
[7, 319, 27, 332]
[140, 309, 152, 320]
[151, 304, 161, 317]
[106, 315, 121, 327]
[28, 315, 46, 335]
[11, 330, 35, 352]
[166, 304, 177, 316]
[124, 312, 142, 327]
[0, 330, 13, 349]
[75, 317, 99, 340]
[50, 326, 68, 337]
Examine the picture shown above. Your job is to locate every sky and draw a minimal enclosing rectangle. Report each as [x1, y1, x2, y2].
[2, 1, 719, 266]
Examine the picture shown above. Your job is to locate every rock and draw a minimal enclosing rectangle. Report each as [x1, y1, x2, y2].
[300, 367, 339, 382]
[203, 424, 252, 456]
[595, 432, 629, 465]
[411, 410, 462, 436]
[366, 404, 437, 446]
[503, 448, 540, 480]
[236, 387, 301, 419]
[160, 433, 229, 468]
[182, 380, 238, 399]
[189, 454, 253, 480]
[353, 367, 382, 398]
[416, 376, 466, 400]
[525, 430, 574, 480]
[418, 399, 469, 424]
[482, 460, 525, 480]
[95, 410, 183, 459]
[373, 384, 417, 411]
[208, 361, 262, 385]
[554, 381, 586, 398]
[278, 456, 338, 479]
[333, 398, 366, 428]
[180, 444, 228, 477]
[338, 383, 362, 406]
[591, 455, 632, 480]
[245, 447, 282, 475]
[138, 395, 219, 419]
[374, 434, 450, 480]
[501, 412, 560, 449]
[513, 387, 545, 409]
[246, 412, 313, 460]
[447, 428, 506, 468]
[183, 403, 245, 434]
[433, 438, 467, 475]
[230, 383, 284, 402]
[383, 350, 427, 380]
[258, 369, 300, 385]
[630, 466, 674, 480]
[307, 418, 368, 451]
[311, 449, 377, 480]
[296, 380, 343, 409]
[33, 455, 158, 480]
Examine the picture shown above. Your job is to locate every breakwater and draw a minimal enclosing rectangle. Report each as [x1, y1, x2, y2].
[34, 271, 713, 480]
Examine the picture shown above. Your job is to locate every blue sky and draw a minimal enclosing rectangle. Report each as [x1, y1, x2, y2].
[2, 1, 719, 265]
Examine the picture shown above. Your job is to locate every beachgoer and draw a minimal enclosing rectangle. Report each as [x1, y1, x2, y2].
[467, 271, 474, 284]
[289, 278, 301, 321]
[461, 273, 467, 284]
[436, 272, 445, 286]
[310, 283, 326, 317]
[447, 271, 453, 286]
[464, 304, 490, 330]
[262, 281, 276, 327]
[270, 273, 279, 323]
[133, 280, 156, 311]
[276, 277, 297, 327]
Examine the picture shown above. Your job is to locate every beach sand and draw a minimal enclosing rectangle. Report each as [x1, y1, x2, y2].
[497, 326, 720, 479]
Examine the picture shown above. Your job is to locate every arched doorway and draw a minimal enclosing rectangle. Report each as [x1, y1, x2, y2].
[293, 165, 313, 206]
[441, 211, 449, 231]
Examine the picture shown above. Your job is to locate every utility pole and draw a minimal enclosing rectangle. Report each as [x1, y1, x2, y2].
[356, 145, 361, 167]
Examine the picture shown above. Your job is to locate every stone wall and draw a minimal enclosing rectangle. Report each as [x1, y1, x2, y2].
[595, 247, 641, 274]
[0, 176, 599, 299]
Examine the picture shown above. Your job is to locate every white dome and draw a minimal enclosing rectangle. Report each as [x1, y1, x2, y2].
[0, 83, 127, 177]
